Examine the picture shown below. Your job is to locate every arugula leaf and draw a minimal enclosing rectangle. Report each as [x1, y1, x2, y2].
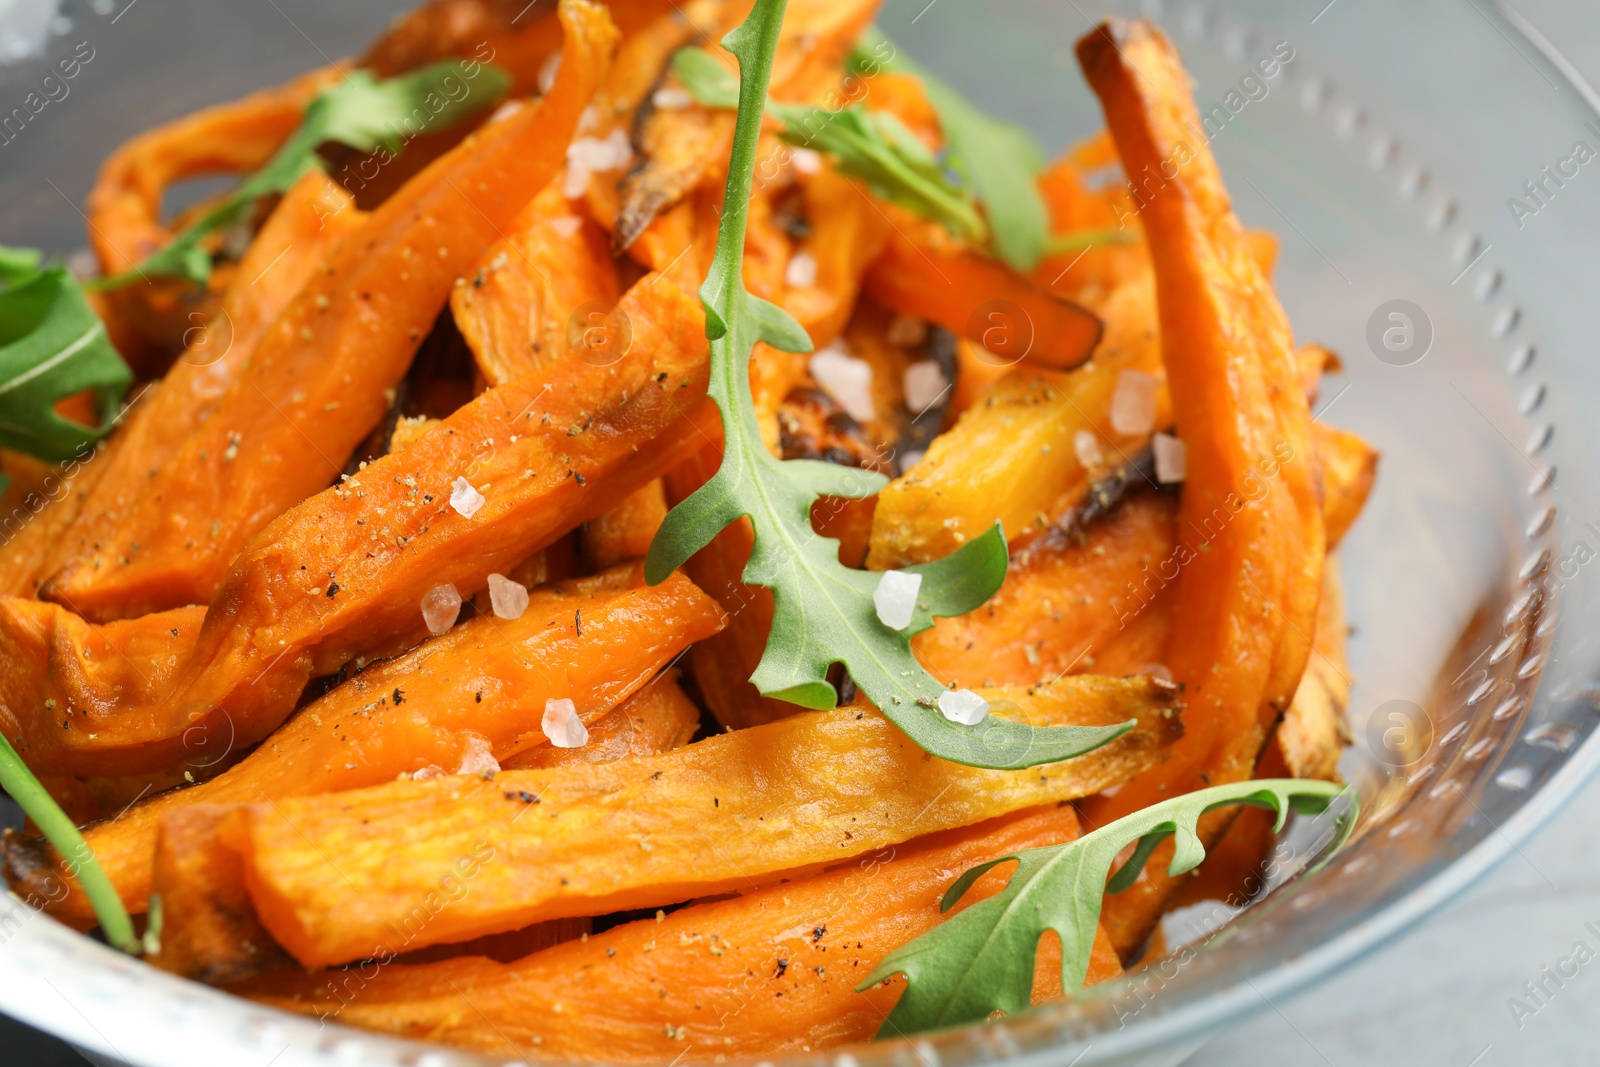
[646, 0, 1132, 771]
[852, 28, 1052, 272]
[859, 778, 1357, 1034]
[99, 58, 510, 288]
[0, 245, 43, 288]
[671, 47, 987, 245]
[0, 732, 139, 953]
[0, 263, 131, 462]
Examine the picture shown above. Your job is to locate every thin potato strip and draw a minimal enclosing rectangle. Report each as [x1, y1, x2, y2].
[45, 0, 622, 621]
[14, 568, 722, 925]
[238, 677, 1180, 967]
[236, 804, 1125, 1061]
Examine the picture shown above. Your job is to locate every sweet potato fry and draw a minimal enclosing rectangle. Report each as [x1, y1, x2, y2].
[1278, 556, 1351, 782]
[1075, 19, 1324, 955]
[237, 676, 1179, 966]
[450, 180, 620, 386]
[867, 272, 1162, 569]
[783, 165, 892, 349]
[44, 0, 622, 621]
[614, 0, 881, 249]
[1315, 423, 1378, 548]
[10, 267, 715, 777]
[580, 480, 669, 570]
[502, 667, 702, 770]
[237, 803, 1123, 1060]
[863, 206, 1103, 373]
[14, 567, 722, 926]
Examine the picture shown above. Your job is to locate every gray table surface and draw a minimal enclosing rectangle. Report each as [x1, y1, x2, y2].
[1, 2, 1598, 1066]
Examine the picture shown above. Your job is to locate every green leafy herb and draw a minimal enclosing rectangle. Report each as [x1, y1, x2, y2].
[0, 255, 131, 462]
[0, 245, 43, 288]
[859, 778, 1357, 1035]
[0, 732, 139, 953]
[98, 58, 511, 288]
[852, 28, 1052, 271]
[646, 0, 1133, 771]
[672, 47, 987, 245]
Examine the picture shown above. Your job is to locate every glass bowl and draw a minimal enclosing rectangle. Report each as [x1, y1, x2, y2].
[4, 0, 1600, 1064]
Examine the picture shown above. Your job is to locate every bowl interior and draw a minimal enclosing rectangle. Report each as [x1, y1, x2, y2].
[4, 1, 1600, 1065]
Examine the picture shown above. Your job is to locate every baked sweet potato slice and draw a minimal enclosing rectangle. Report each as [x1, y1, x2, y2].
[236, 677, 1180, 967]
[613, 0, 881, 249]
[149, 669, 701, 984]
[45, 0, 623, 621]
[15, 568, 722, 926]
[1278, 556, 1351, 782]
[237, 803, 1123, 1060]
[580, 480, 669, 570]
[1074, 19, 1324, 954]
[450, 180, 620, 387]
[867, 271, 1162, 569]
[863, 206, 1103, 374]
[10, 264, 715, 777]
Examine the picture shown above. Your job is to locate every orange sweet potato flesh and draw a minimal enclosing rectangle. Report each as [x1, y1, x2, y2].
[20, 568, 723, 926]
[504, 667, 702, 771]
[580, 479, 669, 570]
[863, 206, 1103, 372]
[0, 174, 365, 600]
[237, 803, 1123, 1061]
[1075, 19, 1323, 950]
[7, 264, 716, 777]
[44, 0, 623, 622]
[868, 272, 1162, 569]
[450, 179, 620, 387]
[237, 677, 1180, 967]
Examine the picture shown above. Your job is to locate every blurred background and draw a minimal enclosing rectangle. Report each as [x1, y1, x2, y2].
[1, 0, 1597, 1064]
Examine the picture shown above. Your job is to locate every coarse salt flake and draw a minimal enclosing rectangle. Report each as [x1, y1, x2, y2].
[903, 360, 948, 414]
[1074, 429, 1104, 470]
[790, 147, 823, 175]
[1110, 369, 1160, 436]
[809, 343, 875, 423]
[652, 86, 693, 110]
[1153, 432, 1187, 483]
[873, 569, 923, 631]
[457, 735, 500, 777]
[543, 698, 589, 749]
[487, 572, 531, 620]
[420, 583, 462, 635]
[549, 216, 583, 238]
[537, 52, 562, 95]
[938, 688, 990, 726]
[785, 250, 818, 289]
[450, 476, 486, 518]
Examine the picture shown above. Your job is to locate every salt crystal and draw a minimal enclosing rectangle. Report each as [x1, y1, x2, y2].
[563, 161, 591, 199]
[488, 99, 524, 124]
[549, 216, 583, 238]
[899, 448, 925, 471]
[790, 147, 823, 175]
[652, 86, 693, 110]
[450, 476, 486, 518]
[1109, 369, 1159, 436]
[420, 583, 462, 635]
[542, 698, 589, 749]
[537, 52, 562, 95]
[873, 570, 922, 631]
[886, 314, 928, 348]
[577, 104, 600, 133]
[809, 343, 875, 423]
[412, 764, 445, 781]
[938, 688, 990, 726]
[1138, 663, 1175, 685]
[1074, 429, 1104, 470]
[903, 360, 948, 414]
[456, 735, 500, 777]
[488, 573, 530, 620]
[1152, 432, 1187, 483]
[785, 250, 818, 289]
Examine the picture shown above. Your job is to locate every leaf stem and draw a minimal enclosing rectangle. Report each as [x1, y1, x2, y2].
[0, 733, 138, 953]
